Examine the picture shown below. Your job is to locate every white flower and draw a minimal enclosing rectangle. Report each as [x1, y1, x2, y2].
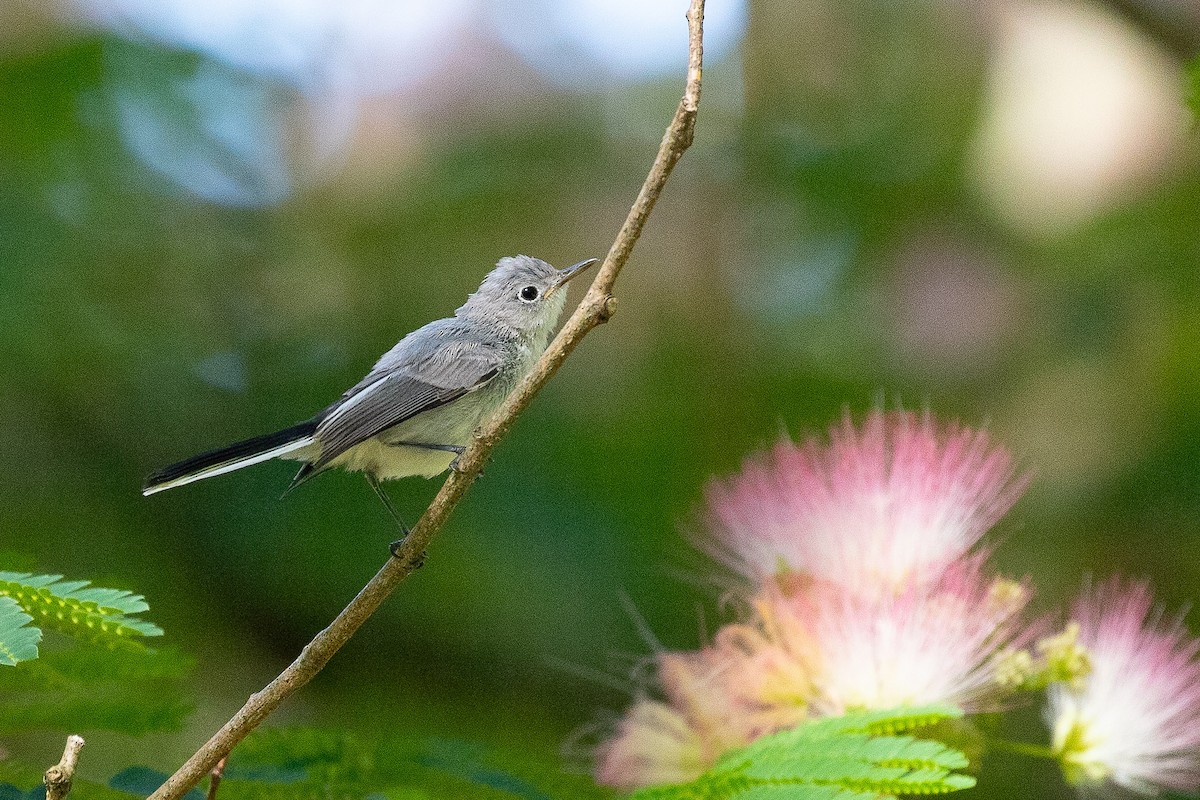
[799, 562, 1032, 714]
[1048, 579, 1200, 795]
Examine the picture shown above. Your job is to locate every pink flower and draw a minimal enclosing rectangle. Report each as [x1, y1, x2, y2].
[704, 410, 1026, 594]
[1048, 579, 1200, 795]
[792, 561, 1033, 714]
[595, 626, 810, 790]
[595, 561, 1035, 790]
[594, 698, 708, 790]
[594, 410, 1066, 791]
[595, 644, 757, 790]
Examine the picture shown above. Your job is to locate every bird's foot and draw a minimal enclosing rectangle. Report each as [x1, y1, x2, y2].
[389, 541, 426, 570]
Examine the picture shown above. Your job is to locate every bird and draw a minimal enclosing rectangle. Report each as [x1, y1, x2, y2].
[143, 255, 597, 550]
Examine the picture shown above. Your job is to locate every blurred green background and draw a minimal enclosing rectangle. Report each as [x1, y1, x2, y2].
[1, 0, 1198, 797]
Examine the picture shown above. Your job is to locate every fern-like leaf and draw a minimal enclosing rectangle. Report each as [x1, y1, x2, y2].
[0, 571, 162, 646]
[634, 705, 975, 800]
[0, 596, 41, 666]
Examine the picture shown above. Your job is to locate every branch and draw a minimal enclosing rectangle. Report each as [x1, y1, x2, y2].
[44, 735, 85, 800]
[146, 3, 705, 799]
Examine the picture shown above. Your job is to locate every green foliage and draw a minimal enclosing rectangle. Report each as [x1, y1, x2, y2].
[0, 572, 162, 652]
[108, 767, 204, 800]
[0, 643, 192, 735]
[0, 596, 40, 666]
[632, 706, 975, 800]
[121, 728, 618, 800]
[0, 758, 138, 800]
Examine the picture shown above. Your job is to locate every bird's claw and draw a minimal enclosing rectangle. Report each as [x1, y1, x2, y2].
[389, 539, 426, 570]
[450, 456, 486, 478]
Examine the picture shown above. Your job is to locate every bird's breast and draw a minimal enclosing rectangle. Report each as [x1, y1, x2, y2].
[335, 440, 456, 480]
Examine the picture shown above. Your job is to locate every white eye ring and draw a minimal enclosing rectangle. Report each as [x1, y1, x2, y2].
[518, 285, 539, 303]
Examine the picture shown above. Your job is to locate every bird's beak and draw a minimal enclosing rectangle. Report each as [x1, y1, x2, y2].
[546, 258, 598, 297]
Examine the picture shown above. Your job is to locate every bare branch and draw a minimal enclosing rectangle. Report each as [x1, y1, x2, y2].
[44, 735, 85, 800]
[146, 3, 705, 798]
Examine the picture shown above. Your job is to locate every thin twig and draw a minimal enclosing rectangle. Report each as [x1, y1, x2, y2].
[44, 735, 85, 800]
[206, 756, 227, 800]
[146, 3, 704, 798]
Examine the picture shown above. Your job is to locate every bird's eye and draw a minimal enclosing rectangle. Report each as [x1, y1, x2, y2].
[519, 286, 539, 302]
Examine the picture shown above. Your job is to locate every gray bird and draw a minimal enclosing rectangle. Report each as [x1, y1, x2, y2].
[143, 255, 596, 546]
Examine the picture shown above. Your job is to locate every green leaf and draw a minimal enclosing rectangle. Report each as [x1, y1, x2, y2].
[0, 596, 40, 665]
[633, 705, 975, 800]
[0, 571, 163, 646]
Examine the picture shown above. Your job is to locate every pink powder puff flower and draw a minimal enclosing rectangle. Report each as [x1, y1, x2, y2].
[594, 698, 709, 790]
[596, 561, 1035, 790]
[595, 629, 805, 790]
[721, 603, 818, 725]
[794, 560, 1034, 714]
[1048, 579, 1200, 795]
[594, 646, 752, 790]
[705, 410, 1027, 594]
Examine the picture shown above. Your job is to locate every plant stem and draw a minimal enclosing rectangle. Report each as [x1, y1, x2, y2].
[987, 738, 1058, 761]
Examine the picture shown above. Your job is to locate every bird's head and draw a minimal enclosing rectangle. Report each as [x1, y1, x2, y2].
[458, 255, 597, 336]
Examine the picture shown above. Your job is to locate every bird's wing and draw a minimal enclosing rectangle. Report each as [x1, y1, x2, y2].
[311, 339, 502, 471]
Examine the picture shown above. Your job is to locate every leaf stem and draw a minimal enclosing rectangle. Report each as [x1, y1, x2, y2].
[986, 738, 1058, 761]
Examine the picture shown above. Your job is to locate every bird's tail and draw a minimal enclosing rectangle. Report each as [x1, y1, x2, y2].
[143, 421, 318, 496]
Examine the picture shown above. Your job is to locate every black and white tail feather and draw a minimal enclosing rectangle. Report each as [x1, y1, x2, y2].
[142, 421, 318, 496]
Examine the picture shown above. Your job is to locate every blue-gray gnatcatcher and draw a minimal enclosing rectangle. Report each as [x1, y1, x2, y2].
[144, 255, 596, 547]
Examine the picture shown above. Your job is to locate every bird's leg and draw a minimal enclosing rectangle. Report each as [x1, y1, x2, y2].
[364, 473, 410, 557]
[392, 441, 468, 473]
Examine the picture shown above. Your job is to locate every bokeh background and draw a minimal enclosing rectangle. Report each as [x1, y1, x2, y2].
[2, 0, 1199, 796]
